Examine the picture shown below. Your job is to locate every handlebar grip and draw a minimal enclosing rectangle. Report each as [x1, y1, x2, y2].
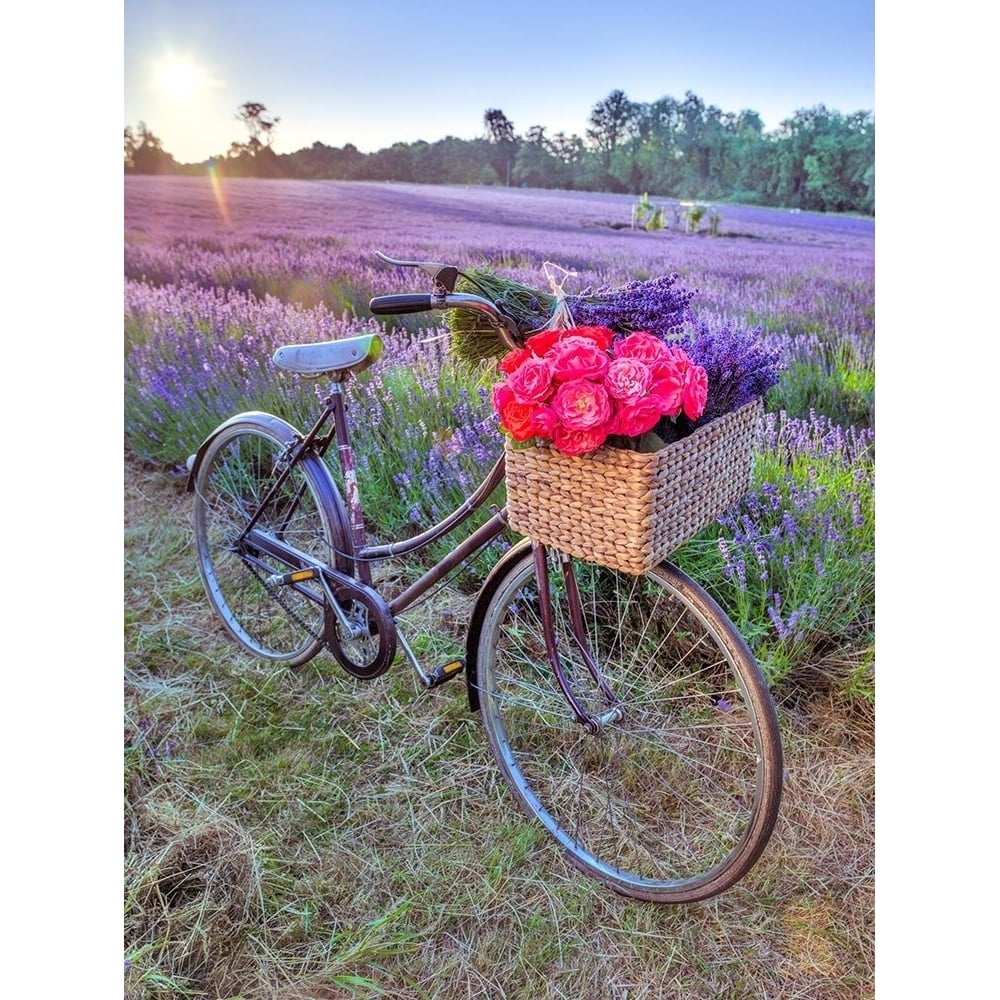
[368, 294, 434, 315]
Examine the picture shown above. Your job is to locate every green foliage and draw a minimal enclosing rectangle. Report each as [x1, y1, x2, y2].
[683, 202, 707, 232]
[769, 349, 875, 430]
[674, 435, 874, 694]
[632, 192, 666, 231]
[157, 94, 874, 214]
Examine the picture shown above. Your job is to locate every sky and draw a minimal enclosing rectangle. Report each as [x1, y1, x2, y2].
[124, 0, 875, 164]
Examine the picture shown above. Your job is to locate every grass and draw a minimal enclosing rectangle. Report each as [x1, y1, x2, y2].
[125, 455, 874, 999]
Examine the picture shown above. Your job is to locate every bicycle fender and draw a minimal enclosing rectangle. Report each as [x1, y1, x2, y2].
[464, 537, 533, 713]
[185, 411, 287, 492]
[185, 410, 355, 576]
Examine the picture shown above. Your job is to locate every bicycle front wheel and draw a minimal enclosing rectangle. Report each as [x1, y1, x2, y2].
[192, 418, 339, 665]
[475, 548, 783, 903]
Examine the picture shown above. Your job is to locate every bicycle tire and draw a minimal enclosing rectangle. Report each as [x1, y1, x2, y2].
[474, 547, 783, 903]
[192, 416, 342, 665]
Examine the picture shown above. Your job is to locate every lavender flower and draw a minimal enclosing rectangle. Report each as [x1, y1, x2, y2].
[569, 273, 698, 341]
[682, 320, 785, 426]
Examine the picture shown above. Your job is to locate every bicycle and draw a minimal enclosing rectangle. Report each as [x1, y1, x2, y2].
[186, 251, 783, 904]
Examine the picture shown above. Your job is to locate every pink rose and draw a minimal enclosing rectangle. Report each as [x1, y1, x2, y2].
[648, 370, 684, 417]
[549, 336, 610, 382]
[604, 357, 652, 401]
[613, 331, 667, 368]
[552, 422, 611, 456]
[551, 378, 612, 430]
[664, 345, 693, 375]
[506, 356, 554, 403]
[614, 396, 663, 437]
[492, 382, 513, 411]
[681, 364, 709, 420]
[564, 325, 615, 351]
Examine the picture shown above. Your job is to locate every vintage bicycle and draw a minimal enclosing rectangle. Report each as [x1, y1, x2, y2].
[186, 251, 783, 904]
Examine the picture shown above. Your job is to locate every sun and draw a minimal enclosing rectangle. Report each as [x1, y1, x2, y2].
[153, 54, 208, 101]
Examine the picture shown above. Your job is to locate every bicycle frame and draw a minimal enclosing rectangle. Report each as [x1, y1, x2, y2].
[284, 378, 510, 602]
[211, 370, 617, 727]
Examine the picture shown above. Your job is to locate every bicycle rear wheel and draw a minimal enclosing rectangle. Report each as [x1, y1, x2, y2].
[475, 548, 783, 903]
[192, 418, 338, 665]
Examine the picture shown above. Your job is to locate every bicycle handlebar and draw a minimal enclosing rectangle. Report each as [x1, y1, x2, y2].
[368, 290, 523, 351]
[368, 294, 434, 315]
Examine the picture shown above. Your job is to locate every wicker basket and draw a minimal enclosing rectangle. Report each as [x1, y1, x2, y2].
[504, 399, 762, 575]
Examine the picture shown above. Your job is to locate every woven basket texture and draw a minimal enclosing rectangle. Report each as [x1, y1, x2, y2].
[504, 399, 762, 575]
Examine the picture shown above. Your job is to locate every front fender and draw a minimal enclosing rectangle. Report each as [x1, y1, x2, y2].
[186, 410, 355, 577]
[464, 537, 533, 712]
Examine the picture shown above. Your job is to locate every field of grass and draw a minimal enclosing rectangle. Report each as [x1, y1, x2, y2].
[125, 177, 875, 998]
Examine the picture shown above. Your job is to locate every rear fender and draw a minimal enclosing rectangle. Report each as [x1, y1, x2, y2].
[186, 410, 355, 576]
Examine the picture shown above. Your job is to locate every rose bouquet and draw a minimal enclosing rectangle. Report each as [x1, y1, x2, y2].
[467, 260, 784, 572]
[493, 325, 709, 456]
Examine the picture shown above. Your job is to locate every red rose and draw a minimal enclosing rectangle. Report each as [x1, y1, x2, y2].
[498, 396, 541, 441]
[552, 422, 611, 456]
[525, 324, 614, 357]
[525, 327, 570, 356]
[498, 347, 532, 374]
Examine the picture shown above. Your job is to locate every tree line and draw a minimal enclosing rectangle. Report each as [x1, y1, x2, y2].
[125, 90, 874, 215]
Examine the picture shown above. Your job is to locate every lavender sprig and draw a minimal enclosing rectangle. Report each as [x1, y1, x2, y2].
[569, 273, 698, 341]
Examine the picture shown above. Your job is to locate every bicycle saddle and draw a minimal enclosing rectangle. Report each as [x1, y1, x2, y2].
[272, 333, 383, 377]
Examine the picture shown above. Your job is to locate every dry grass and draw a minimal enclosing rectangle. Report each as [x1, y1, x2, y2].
[125, 455, 874, 999]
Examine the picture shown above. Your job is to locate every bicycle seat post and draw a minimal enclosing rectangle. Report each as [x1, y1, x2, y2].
[328, 380, 372, 587]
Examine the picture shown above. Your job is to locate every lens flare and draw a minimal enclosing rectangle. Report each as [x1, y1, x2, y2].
[206, 163, 230, 226]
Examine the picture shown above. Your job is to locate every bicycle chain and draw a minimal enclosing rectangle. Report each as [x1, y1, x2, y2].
[245, 557, 325, 646]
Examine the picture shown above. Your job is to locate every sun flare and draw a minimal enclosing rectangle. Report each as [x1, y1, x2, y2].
[154, 54, 208, 101]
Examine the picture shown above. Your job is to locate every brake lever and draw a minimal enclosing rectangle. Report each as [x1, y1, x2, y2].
[373, 250, 459, 294]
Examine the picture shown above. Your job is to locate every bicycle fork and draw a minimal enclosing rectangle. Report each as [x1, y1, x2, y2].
[532, 544, 625, 734]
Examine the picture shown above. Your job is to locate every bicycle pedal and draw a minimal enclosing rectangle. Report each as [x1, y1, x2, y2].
[265, 567, 319, 587]
[424, 658, 464, 689]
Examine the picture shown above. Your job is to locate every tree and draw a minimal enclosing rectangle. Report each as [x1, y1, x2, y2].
[235, 100, 280, 154]
[586, 90, 638, 191]
[513, 127, 565, 189]
[124, 122, 176, 174]
[483, 108, 517, 185]
[224, 102, 284, 177]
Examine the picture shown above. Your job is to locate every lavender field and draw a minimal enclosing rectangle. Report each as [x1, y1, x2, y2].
[125, 176, 875, 998]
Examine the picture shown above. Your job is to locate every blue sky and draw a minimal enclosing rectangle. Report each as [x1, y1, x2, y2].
[125, 0, 875, 164]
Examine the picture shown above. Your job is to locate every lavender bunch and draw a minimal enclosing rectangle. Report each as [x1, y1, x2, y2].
[681, 319, 784, 426]
[569, 272, 698, 341]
